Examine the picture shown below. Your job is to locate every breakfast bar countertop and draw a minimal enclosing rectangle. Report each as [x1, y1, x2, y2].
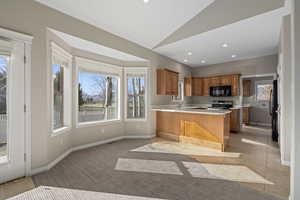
[151, 105, 231, 115]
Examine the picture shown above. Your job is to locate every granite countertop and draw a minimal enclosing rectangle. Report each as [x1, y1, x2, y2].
[151, 105, 231, 115]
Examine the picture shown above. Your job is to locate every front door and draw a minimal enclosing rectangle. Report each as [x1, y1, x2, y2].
[0, 38, 26, 184]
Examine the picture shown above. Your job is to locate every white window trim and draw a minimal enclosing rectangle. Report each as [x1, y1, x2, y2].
[124, 67, 149, 122]
[50, 42, 72, 136]
[75, 57, 123, 128]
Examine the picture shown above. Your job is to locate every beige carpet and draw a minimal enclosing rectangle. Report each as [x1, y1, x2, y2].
[8, 186, 166, 200]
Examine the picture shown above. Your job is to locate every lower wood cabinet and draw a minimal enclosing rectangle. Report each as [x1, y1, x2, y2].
[243, 107, 250, 124]
[230, 109, 240, 133]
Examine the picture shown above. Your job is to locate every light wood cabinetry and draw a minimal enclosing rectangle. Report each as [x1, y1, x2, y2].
[185, 74, 241, 97]
[231, 74, 240, 96]
[184, 77, 192, 96]
[157, 69, 179, 96]
[230, 109, 240, 133]
[243, 80, 251, 97]
[243, 107, 250, 124]
[192, 77, 203, 96]
[220, 75, 233, 86]
[156, 111, 230, 152]
[202, 78, 211, 96]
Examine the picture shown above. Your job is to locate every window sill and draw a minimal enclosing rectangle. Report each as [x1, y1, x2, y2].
[125, 118, 148, 122]
[76, 119, 122, 128]
[51, 126, 71, 137]
[0, 156, 8, 165]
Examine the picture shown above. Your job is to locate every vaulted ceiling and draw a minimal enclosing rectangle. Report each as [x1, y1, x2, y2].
[35, 0, 287, 67]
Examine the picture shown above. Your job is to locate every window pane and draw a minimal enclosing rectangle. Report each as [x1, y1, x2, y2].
[78, 72, 119, 123]
[127, 76, 145, 119]
[53, 64, 64, 130]
[0, 56, 8, 157]
[257, 84, 272, 101]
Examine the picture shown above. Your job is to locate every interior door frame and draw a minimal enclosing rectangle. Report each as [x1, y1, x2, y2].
[239, 73, 277, 128]
[0, 27, 33, 177]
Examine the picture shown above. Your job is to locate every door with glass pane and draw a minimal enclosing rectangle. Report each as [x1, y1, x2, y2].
[0, 39, 25, 184]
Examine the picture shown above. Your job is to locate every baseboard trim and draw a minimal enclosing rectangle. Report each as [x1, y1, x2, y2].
[72, 136, 125, 152]
[124, 134, 156, 139]
[30, 134, 155, 176]
[249, 122, 272, 127]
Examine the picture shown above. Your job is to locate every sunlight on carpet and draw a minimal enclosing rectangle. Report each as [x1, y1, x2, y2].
[131, 141, 241, 158]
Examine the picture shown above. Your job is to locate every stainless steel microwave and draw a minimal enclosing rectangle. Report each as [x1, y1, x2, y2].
[210, 86, 232, 97]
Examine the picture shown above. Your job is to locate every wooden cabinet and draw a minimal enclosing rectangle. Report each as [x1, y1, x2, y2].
[192, 78, 203, 96]
[243, 80, 251, 97]
[202, 78, 211, 96]
[184, 74, 240, 97]
[231, 74, 240, 96]
[220, 75, 232, 86]
[185, 77, 203, 96]
[210, 77, 221, 87]
[243, 107, 250, 124]
[184, 77, 192, 96]
[230, 108, 240, 133]
[157, 69, 179, 96]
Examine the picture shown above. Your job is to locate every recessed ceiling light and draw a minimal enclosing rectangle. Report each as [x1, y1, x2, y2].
[144, 0, 149, 3]
[201, 60, 206, 64]
[222, 43, 229, 48]
[184, 59, 188, 63]
[232, 54, 237, 58]
[188, 52, 192, 56]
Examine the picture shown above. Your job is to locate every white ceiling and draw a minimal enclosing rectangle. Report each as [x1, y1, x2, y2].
[155, 8, 286, 67]
[51, 29, 147, 62]
[35, 0, 214, 49]
[35, 0, 286, 67]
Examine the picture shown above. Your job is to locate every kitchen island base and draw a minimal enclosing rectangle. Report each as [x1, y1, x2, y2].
[156, 111, 230, 152]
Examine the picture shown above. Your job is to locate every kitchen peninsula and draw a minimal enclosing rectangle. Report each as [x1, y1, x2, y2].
[152, 106, 231, 152]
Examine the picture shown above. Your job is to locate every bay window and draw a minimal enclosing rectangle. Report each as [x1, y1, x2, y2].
[76, 57, 121, 126]
[125, 68, 148, 120]
[51, 42, 72, 134]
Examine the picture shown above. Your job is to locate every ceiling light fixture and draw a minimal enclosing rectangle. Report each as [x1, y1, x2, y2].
[222, 43, 229, 48]
[144, 0, 149, 3]
[232, 54, 237, 58]
[184, 59, 188, 63]
[201, 60, 206, 64]
[188, 52, 193, 56]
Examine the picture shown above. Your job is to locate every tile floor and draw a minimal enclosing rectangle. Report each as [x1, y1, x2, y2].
[0, 125, 290, 200]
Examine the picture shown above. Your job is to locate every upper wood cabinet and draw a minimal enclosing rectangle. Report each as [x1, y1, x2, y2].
[184, 77, 192, 96]
[231, 74, 240, 96]
[220, 75, 233, 86]
[185, 74, 241, 97]
[202, 78, 211, 96]
[192, 77, 203, 96]
[157, 69, 179, 96]
[243, 80, 251, 97]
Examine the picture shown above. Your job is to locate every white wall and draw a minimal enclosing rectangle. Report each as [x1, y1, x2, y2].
[278, 15, 292, 165]
[291, 0, 300, 199]
[0, 0, 191, 170]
